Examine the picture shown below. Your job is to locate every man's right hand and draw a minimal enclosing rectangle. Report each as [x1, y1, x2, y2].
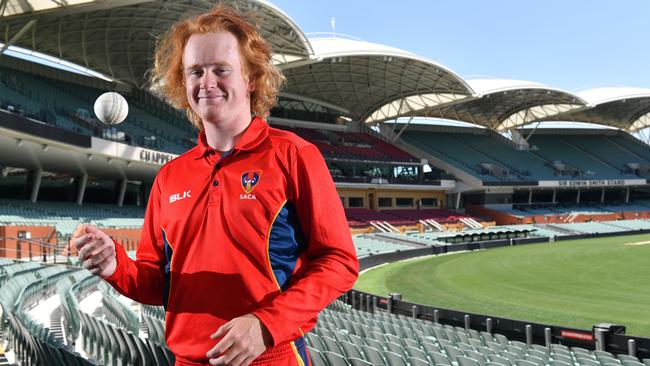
[74, 225, 117, 278]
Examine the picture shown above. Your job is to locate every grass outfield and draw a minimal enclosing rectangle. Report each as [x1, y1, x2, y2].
[355, 233, 650, 337]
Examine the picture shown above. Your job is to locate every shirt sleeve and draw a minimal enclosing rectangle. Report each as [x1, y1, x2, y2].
[104, 175, 166, 305]
[253, 143, 359, 345]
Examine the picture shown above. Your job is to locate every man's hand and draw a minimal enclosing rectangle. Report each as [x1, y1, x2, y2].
[206, 314, 272, 366]
[74, 225, 117, 278]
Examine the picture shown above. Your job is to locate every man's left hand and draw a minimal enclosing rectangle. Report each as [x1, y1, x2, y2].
[206, 313, 272, 366]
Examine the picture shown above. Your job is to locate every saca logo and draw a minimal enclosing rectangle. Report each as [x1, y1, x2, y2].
[240, 194, 256, 200]
[170, 190, 191, 203]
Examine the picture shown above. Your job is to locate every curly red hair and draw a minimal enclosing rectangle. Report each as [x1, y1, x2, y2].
[149, 4, 285, 130]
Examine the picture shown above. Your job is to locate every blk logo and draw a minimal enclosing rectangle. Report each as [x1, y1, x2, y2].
[169, 190, 191, 203]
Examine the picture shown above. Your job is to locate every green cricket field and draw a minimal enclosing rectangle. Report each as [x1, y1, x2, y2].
[355, 234, 650, 337]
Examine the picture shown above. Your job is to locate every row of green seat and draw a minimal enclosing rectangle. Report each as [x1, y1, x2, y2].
[306, 301, 650, 366]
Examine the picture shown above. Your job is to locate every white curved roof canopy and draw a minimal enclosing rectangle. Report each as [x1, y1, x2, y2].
[280, 36, 474, 123]
[0, 0, 313, 87]
[533, 87, 650, 131]
[407, 79, 586, 131]
[0, 0, 97, 17]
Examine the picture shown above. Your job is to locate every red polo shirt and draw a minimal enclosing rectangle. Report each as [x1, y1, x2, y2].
[105, 117, 359, 364]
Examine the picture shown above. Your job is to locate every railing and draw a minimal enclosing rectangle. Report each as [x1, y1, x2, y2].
[0, 236, 63, 263]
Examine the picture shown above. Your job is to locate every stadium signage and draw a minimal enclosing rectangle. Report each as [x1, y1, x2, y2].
[560, 330, 594, 341]
[558, 179, 625, 187]
[539, 179, 646, 188]
[139, 149, 175, 165]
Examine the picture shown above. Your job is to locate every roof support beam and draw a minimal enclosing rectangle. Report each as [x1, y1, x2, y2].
[628, 112, 650, 132]
[392, 116, 414, 142]
[280, 92, 350, 115]
[0, 0, 8, 17]
[4, 0, 156, 20]
[277, 57, 322, 71]
[0, 19, 37, 55]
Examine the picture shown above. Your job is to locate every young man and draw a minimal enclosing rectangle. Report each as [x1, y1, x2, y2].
[75, 5, 359, 366]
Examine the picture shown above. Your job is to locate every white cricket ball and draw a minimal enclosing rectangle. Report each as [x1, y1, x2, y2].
[94, 92, 129, 125]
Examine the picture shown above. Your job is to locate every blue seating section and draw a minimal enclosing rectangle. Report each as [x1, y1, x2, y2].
[400, 128, 650, 183]
[400, 129, 555, 182]
[0, 199, 144, 235]
[0, 66, 195, 155]
[527, 134, 640, 179]
[494, 203, 650, 218]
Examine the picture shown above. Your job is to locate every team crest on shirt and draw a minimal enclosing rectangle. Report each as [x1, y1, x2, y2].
[240, 171, 261, 199]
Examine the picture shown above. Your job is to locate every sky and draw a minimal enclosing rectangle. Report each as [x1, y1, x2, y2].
[271, 0, 650, 92]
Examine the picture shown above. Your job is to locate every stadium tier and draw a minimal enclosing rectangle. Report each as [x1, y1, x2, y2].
[308, 301, 650, 366]
[525, 130, 647, 180]
[1, 64, 432, 186]
[499, 203, 650, 218]
[344, 208, 482, 228]
[399, 126, 650, 183]
[0, 199, 144, 236]
[0, 259, 175, 365]
[0, 66, 196, 155]
[353, 234, 426, 258]
[4, 242, 650, 365]
[400, 127, 551, 183]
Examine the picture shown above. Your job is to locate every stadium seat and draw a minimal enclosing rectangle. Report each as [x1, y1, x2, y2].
[309, 348, 328, 366]
[599, 357, 621, 365]
[405, 345, 429, 362]
[443, 345, 464, 363]
[403, 338, 421, 349]
[476, 346, 498, 357]
[323, 350, 350, 366]
[333, 331, 350, 343]
[385, 341, 407, 358]
[494, 334, 509, 346]
[579, 358, 603, 366]
[132, 333, 155, 366]
[409, 357, 431, 366]
[469, 338, 486, 348]
[505, 345, 525, 358]
[619, 355, 642, 363]
[553, 353, 573, 363]
[364, 337, 384, 353]
[516, 360, 540, 366]
[348, 334, 366, 350]
[621, 361, 645, 366]
[307, 332, 326, 352]
[429, 350, 453, 366]
[528, 349, 549, 360]
[500, 351, 520, 363]
[385, 333, 404, 345]
[465, 350, 488, 364]
[360, 345, 386, 366]
[420, 340, 442, 355]
[146, 338, 171, 366]
[573, 348, 593, 356]
[490, 354, 513, 366]
[348, 357, 372, 366]
[340, 340, 363, 360]
[323, 335, 345, 354]
[382, 351, 408, 366]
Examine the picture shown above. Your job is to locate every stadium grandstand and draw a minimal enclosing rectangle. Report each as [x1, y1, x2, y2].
[1, 0, 650, 365]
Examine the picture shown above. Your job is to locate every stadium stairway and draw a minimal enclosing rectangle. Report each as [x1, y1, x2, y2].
[48, 305, 65, 345]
